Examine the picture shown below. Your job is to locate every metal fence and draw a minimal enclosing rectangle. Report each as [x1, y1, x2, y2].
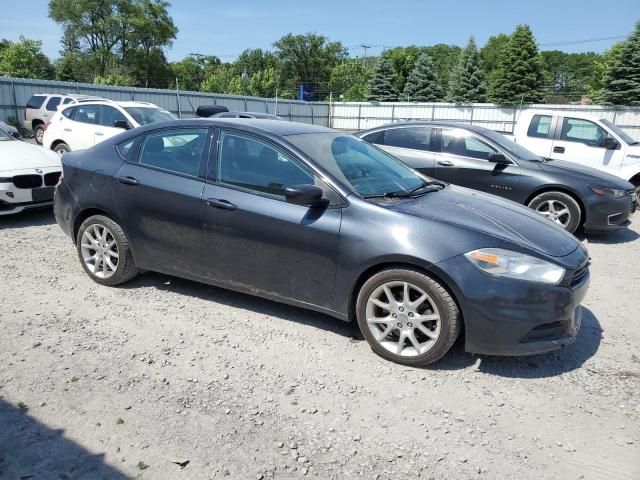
[0, 76, 329, 127]
[330, 102, 640, 140]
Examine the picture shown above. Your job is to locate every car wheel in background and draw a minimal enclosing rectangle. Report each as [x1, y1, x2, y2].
[356, 268, 460, 366]
[53, 142, 71, 155]
[34, 124, 45, 145]
[528, 191, 581, 233]
[76, 215, 138, 286]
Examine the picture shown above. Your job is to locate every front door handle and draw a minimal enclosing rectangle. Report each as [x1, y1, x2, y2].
[553, 146, 565, 154]
[437, 160, 454, 167]
[64, 128, 72, 132]
[207, 198, 236, 210]
[117, 176, 139, 186]
[95, 131, 104, 136]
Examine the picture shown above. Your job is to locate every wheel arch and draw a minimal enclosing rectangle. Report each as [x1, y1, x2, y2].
[50, 139, 68, 151]
[525, 186, 587, 226]
[32, 119, 44, 129]
[629, 172, 640, 187]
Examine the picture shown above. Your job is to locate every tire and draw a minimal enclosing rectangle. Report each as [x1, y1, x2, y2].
[33, 124, 45, 145]
[53, 142, 71, 156]
[527, 191, 581, 233]
[76, 215, 138, 286]
[356, 268, 460, 366]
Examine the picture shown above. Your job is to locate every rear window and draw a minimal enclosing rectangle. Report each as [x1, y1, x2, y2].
[26, 95, 46, 110]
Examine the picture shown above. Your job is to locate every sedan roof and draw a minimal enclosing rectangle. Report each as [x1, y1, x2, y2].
[360, 120, 496, 136]
[174, 118, 335, 136]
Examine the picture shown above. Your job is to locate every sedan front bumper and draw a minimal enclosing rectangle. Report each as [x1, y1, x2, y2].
[0, 168, 61, 216]
[584, 192, 636, 232]
[434, 251, 589, 356]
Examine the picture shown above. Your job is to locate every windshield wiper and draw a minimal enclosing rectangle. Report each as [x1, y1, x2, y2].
[364, 181, 446, 199]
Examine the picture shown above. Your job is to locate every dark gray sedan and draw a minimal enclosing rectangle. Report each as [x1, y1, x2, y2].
[54, 119, 589, 366]
[357, 122, 636, 233]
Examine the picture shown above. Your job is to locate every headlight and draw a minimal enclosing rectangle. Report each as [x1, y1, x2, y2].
[590, 186, 627, 198]
[464, 248, 565, 285]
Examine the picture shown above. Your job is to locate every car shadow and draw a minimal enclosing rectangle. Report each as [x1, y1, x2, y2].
[121, 273, 602, 379]
[427, 307, 602, 379]
[0, 399, 129, 479]
[0, 209, 56, 230]
[578, 227, 640, 245]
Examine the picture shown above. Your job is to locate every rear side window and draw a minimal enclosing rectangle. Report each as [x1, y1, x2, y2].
[62, 107, 76, 119]
[361, 130, 385, 144]
[26, 95, 46, 110]
[138, 128, 208, 177]
[527, 115, 552, 138]
[63, 98, 74, 105]
[46, 96, 62, 111]
[383, 127, 432, 151]
[72, 105, 100, 125]
[117, 138, 138, 161]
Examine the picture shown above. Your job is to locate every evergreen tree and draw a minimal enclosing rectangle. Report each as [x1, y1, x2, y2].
[602, 21, 640, 105]
[368, 57, 399, 102]
[403, 53, 444, 102]
[448, 37, 486, 103]
[488, 25, 544, 105]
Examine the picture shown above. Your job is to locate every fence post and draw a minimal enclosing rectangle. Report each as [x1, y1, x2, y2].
[10, 78, 20, 122]
[311, 103, 315, 125]
[357, 104, 362, 130]
[391, 104, 395, 122]
[431, 105, 435, 120]
[470, 104, 474, 126]
[612, 109, 618, 125]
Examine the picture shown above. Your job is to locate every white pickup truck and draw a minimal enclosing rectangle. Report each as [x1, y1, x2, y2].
[511, 110, 640, 201]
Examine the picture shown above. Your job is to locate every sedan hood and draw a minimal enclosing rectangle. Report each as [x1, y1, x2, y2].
[0, 140, 61, 172]
[381, 185, 579, 258]
[538, 159, 632, 188]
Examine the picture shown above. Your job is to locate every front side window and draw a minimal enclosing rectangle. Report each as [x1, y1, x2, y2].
[72, 105, 100, 125]
[383, 127, 432, 151]
[100, 106, 128, 128]
[286, 133, 425, 198]
[441, 129, 498, 160]
[138, 128, 207, 177]
[46, 97, 62, 112]
[124, 107, 175, 126]
[560, 118, 608, 146]
[527, 115, 552, 138]
[217, 132, 315, 199]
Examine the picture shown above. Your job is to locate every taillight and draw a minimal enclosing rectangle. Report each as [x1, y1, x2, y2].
[44, 122, 50, 131]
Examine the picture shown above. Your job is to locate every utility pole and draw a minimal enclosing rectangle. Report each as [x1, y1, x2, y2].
[360, 44, 372, 68]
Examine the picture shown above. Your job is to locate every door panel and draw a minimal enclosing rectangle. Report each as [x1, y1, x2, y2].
[520, 114, 555, 158]
[377, 126, 436, 176]
[67, 104, 101, 150]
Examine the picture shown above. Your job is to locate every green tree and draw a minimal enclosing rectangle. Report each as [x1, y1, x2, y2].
[422, 44, 461, 93]
[541, 50, 599, 103]
[248, 67, 278, 97]
[367, 57, 399, 101]
[93, 71, 135, 86]
[171, 54, 221, 91]
[200, 64, 242, 94]
[403, 53, 444, 102]
[273, 33, 347, 99]
[329, 60, 370, 101]
[488, 25, 544, 105]
[237, 48, 278, 77]
[480, 34, 509, 79]
[448, 37, 486, 103]
[0, 37, 54, 79]
[587, 43, 624, 103]
[602, 21, 640, 105]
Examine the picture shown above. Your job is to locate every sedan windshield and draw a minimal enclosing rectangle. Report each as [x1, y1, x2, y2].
[124, 107, 176, 126]
[481, 129, 542, 161]
[286, 133, 427, 197]
[600, 119, 637, 145]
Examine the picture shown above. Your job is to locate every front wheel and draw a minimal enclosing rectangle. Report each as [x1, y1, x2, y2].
[356, 269, 460, 366]
[76, 215, 138, 286]
[53, 142, 71, 156]
[528, 191, 581, 233]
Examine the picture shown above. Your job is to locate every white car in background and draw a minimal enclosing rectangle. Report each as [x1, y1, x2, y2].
[43, 100, 176, 155]
[0, 128, 62, 215]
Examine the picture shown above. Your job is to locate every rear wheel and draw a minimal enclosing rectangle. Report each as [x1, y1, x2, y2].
[356, 269, 460, 366]
[33, 124, 45, 145]
[53, 142, 71, 155]
[528, 191, 581, 233]
[76, 215, 138, 286]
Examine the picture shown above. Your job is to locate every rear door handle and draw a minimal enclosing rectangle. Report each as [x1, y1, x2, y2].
[437, 160, 454, 167]
[95, 131, 104, 136]
[64, 128, 72, 132]
[117, 176, 139, 186]
[207, 198, 236, 210]
[553, 146, 565, 153]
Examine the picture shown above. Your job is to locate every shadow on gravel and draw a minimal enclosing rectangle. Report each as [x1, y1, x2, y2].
[428, 307, 602, 379]
[578, 227, 640, 245]
[121, 272, 360, 339]
[0, 209, 56, 230]
[0, 399, 128, 479]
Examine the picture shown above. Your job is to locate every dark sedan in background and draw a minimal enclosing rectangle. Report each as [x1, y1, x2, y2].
[55, 119, 589, 366]
[357, 122, 636, 233]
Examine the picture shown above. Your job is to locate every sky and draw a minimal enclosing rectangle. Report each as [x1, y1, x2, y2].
[0, 0, 638, 61]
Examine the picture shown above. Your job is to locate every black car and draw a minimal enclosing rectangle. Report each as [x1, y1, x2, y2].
[356, 122, 636, 233]
[55, 119, 589, 366]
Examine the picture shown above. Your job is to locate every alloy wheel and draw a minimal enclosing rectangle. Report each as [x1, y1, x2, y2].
[36, 129, 44, 143]
[536, 200, 571, 227]
[365, 281, 441, 357]
[80, 224, 119, 279]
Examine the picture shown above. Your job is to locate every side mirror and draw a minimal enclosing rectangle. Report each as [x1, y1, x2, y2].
[284, 184, 328, 207]
[601, 137, 619, 150]
[113, 120, 131, 130]
[488, 153, 510, 164]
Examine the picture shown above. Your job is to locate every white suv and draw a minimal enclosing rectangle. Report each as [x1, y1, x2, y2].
[23, 93, 103, 144]
[43, 100, 176, 154]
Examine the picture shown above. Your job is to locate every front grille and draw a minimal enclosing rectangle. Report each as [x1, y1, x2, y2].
[44, 172, 61, 186]
[13, 174, 42, 189]
[570, 265, 589, 288]
[522, 320, 571, 343]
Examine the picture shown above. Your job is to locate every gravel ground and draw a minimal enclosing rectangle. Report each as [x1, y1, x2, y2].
[0, 210, 639, 480]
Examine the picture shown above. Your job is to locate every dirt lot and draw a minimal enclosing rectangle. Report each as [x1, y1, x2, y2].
[0, 210, 639, 480]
